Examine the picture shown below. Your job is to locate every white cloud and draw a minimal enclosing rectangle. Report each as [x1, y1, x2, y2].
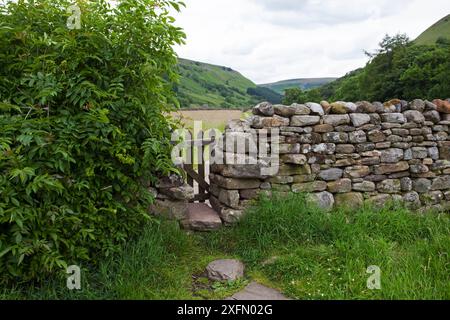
[174, 0, 450, 83]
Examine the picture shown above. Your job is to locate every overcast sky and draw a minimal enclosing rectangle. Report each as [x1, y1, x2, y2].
[174, 0, 450, 84]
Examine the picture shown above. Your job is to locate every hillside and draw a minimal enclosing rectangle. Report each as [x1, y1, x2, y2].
[415, 14, 450, 45]
[282, 15, 450, 103]
[176, 59, 281, 109]
[259, 78, 337, 95]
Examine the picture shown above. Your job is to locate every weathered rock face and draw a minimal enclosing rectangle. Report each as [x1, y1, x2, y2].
[208, 99, 450, 224]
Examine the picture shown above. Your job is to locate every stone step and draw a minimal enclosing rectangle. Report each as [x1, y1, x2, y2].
[181, 203, 222, 232]
[227, 282, 291, 300]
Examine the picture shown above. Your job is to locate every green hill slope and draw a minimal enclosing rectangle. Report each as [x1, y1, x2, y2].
[260, 78, 337, 95]
[415, 14, 450, 45]
[176, 59, 281, 109]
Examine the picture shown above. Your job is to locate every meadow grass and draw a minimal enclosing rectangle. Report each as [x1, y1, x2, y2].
[204, 193, 450, 300]
[1, 193, 449, 300]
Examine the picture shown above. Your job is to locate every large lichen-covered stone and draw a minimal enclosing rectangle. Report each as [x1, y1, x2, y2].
[381, 113, 406, 124]
[433, 99, 450, 114]
[431, 160, 450, 171]
[210, 196, 245, 225]
[305, 102, 325, 116]
[350, 113, 371, 127]
[420, 191, 444, 205]
[353, 181, 376, 192]
[374, 161, 409, 175]
[307, 192, 335, 210]
[253, 101, 274, 116]
[292, 103, 311, 115]
[344, 166, 370, 178]
[156, 174, 185, 189]
[404, 110, 425, 124]
[281, 154, 307, 165]
[239, 189, 262, 200]
[213, 163, 271, 179]
[268, 175, 294, 184]
[318, 168, 343, 181]
[403, 192, 421, 209]
[423, 110, 441, 124]
[278, 164, 312, 176]
[292, 181, 327, 193]
[356, 101, 376, 113]
[367, 130, 386, 143]
[312, 143, 336, 155]
[273, 104, 297, 117]
[330, 102, 350, 114]
[413, 178, 432, 193]
[323, 132, 349, 143]
[349, 130, 367, 143]
[159, 184, 194, 201]
[291, 115, 320, 127]
[401, 177, 413, 191]
[150, 199, 188, 220]
[218, 189, 240, 209]
[431, 175, 450, 191]
[409, 99, 426, 112]
[314, 124, 334, 133]
[335, 192, 364, 208]
[327, 179, 352, 193]
[439, 141, 450, 160]
[279, 143, 301, 154]
[335, 144, 355, 154]
[381, 148, 404, 163]
[377, 179, 401, 194]
[210, 174, 261, 190]
[367, 194, 392, 207]
[250, 115, 289, 128]
[225, 119, 251, 132]
[323, 114, 350, 126]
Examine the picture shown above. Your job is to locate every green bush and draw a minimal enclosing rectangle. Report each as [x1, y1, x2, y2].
[0, 0, 185, 283]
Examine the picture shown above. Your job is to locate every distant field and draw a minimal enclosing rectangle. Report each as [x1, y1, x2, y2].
[171, 109, 244, 131]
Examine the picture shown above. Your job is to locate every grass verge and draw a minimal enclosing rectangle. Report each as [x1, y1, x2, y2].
[1, 193, 449, 300]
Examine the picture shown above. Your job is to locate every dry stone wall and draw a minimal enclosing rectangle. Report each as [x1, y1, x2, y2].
[210, 99, 450, 224]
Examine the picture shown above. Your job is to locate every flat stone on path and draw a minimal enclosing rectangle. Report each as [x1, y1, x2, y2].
[206, 259, 245, 282]
[181, 203, 222, 232]
[228, 282, 290, 300]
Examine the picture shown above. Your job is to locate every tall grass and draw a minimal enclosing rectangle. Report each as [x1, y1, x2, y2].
[2, 194, 449, 300]
[204, 193, 450, 299]
[0, 221, 199, 300]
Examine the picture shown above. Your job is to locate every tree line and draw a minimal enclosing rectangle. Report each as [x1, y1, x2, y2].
[283, 34, 450, 105]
